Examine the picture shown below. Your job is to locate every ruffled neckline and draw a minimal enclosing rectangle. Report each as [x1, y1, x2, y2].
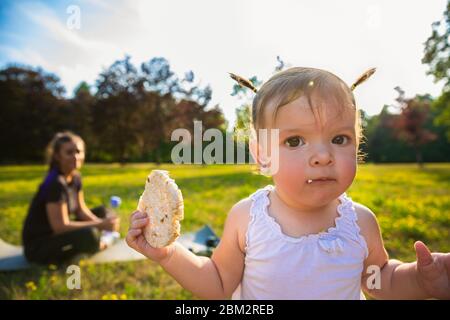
[254, 185, 354, 244]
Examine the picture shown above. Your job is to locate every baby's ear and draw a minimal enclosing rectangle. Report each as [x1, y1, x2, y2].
[249, 135, 259, 165]
[249, 129, 267, 167]
[249, 135, 274, 176]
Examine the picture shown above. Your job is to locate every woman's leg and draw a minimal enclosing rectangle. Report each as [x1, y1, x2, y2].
[24, 227, 101, 265]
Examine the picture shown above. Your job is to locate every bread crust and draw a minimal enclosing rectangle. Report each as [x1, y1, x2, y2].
[137, 170, 184, 248]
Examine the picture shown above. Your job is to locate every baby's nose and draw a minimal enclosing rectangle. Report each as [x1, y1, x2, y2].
[309, 148, 333, 166]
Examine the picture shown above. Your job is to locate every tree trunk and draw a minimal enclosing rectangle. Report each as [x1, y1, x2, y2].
[414, 145, 424, 169]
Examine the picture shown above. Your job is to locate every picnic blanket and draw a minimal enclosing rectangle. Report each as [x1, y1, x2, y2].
[0, 225, 219, 271]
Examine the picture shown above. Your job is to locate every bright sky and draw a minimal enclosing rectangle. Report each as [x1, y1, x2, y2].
[0, 0, 447, 128]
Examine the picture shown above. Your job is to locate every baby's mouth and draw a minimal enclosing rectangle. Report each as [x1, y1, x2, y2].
[306, 177, 336, 185]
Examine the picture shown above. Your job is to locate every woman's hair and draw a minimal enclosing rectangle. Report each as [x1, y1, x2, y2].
[230, 67, 376, 161]
[45, 131, 85, 170]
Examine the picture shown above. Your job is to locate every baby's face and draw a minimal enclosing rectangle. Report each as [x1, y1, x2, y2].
[266, 95, 357, 209]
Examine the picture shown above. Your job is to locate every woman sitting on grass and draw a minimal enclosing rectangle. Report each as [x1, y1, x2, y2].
[22, 131, 120, 265]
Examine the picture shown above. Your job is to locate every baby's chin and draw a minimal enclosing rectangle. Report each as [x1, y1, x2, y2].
[297, 189, 343, 208]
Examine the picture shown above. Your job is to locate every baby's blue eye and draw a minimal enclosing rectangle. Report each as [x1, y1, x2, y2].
[284, 136, 305, 148]
[332, 135, 350, 145]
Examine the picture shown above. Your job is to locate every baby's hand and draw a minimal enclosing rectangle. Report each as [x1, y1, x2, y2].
[126, 210, 175, 264]
[414, 241, 450, 299]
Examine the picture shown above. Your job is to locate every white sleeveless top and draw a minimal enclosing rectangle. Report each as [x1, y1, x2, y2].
[232, 185, 369, 300]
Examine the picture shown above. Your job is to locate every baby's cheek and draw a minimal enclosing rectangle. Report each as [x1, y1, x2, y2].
[273, 151, 306, 188]
[337, 153, 357, 187]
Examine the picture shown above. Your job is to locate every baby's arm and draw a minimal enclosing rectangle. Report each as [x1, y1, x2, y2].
[126, 199, 251, 299]
[356, 204, 450, 299]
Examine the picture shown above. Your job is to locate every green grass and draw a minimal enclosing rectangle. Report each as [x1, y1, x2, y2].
[0, 163, 449, 299]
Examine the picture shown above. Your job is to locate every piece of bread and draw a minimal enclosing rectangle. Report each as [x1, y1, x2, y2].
[137, 170, 184, 248]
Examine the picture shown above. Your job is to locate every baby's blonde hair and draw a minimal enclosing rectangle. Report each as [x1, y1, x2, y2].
[230, 67, 376, 161]
[252, 67, 362, 146]
[230, 67, 376, 163]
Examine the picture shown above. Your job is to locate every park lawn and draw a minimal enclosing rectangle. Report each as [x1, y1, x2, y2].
[0, 163, 449, 299]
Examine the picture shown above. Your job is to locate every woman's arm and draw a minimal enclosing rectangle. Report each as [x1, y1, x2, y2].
[76, 190, 102, 222]
[47, 201, 116, 234]
[127, 198, 251, 299]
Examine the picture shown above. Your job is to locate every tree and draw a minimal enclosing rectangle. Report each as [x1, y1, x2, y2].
[67, 82, 96, 155]
[431, 90, 450, 141]
[422, 0, 450, 91]
[94, 56, 143, 163]
[140, 57, 217, 163]
[0, 65, 66, 162]
[422, 1, 450, 140]
[274, 55, 291, 72]
[392, 89, 438, 167]
[0, 57, 226, 164]
[365, 105, 409, 163]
